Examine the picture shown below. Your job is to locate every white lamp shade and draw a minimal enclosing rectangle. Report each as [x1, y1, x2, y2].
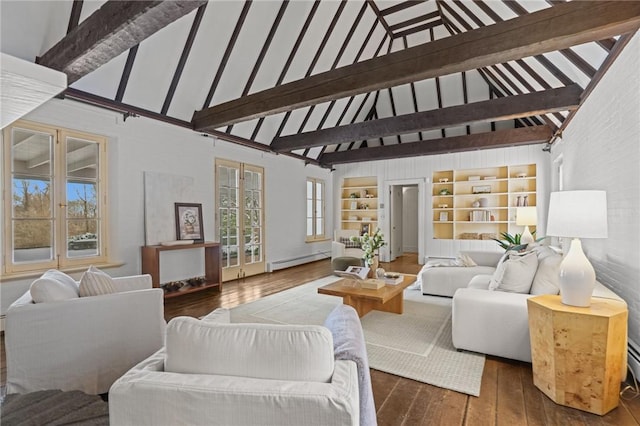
[546, 190, 608, 238]
[516, 207, 537, 226]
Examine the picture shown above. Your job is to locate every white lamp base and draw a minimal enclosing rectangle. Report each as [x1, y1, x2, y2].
[521, 225, 534, 244]
[558, 238, 596, 307]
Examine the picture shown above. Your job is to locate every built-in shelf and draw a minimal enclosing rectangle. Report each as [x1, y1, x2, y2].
[340, 176, 378, 234]
[432, 164, 537, 240]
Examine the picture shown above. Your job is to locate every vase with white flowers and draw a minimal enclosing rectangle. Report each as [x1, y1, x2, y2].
[352, 228, 386, 277]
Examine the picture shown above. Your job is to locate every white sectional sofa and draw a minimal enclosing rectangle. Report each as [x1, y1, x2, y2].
[331, 229, 364, 260]
[451, 247, 626, 363]
[419, 251, 503, 297]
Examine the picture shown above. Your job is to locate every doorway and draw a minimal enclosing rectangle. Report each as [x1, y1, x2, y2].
[215, 159, 265, 281]
[384, 178, 426, 264]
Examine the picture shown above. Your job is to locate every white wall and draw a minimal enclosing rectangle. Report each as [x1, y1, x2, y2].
[550, 31, 640, 348]
[333, 145, 550, 261]
[0, 98, 333, 314]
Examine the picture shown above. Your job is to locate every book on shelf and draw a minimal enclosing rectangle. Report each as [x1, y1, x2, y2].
[469, 210, 493, 222]
[334, 265, 370, 280]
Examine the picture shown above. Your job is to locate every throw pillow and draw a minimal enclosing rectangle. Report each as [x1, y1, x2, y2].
[488, 251, 511, 289]
[30, 270, 80, 303]
[489, 251, 538, 294]
[79, 265, 116, 297]
[530, 255, 562, 295]
[456, 253, 477, 267]
[165, 317, 335, 383]
[340, 237, 360, 249]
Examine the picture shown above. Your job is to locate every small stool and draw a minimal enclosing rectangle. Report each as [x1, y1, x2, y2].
[331, 256, 362, 273]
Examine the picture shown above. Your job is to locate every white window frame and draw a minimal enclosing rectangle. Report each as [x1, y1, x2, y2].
[2, 120, 109, 276]
[306, 177, 325, 242]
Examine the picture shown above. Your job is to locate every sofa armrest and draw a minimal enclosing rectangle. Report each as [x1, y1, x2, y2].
[112, 274, 152, 292]
[460, 251, 503, 267]
[332, 240, 347, 259]
[109, 350, 359, 426]
[452, 288, 533, 362]
[7, 288, 165, 394]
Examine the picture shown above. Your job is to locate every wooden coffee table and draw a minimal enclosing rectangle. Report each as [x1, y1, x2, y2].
[318, 274, 416, 317]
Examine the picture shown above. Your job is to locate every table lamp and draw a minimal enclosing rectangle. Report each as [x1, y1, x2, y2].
[516, 207, 537, 244]
[546, 190, 608, 307]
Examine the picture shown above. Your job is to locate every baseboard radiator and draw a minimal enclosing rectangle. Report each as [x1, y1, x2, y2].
[629, 339, 640, 381]
[267, 251, 331, 272]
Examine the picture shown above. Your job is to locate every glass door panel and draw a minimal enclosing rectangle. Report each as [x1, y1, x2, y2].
[216, 160, 264, 281]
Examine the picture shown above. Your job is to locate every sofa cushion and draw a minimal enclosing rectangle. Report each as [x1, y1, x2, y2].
[530, 255, 562, 295]
[79, 266, 116, 297]
[489, 251, 538, 294]
[165, 316, 335, 383]
[30, 270, 79, 303]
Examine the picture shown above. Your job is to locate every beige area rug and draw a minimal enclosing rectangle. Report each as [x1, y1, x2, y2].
[230, 276, 485, 396]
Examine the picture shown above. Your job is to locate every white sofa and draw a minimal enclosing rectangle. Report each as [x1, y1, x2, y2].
[452, 250, 626, 363]
[110, 304, 374, 426]
[6, 273, 165, 395]
[419, 251, 503, 297]
[332, 229, 364, 260]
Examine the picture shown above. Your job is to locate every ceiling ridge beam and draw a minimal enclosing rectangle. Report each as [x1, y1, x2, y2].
[381, 0, 427, 16]
[271, 85, 581, 152]
[192, 1, 640, 131]
[319, 126, 554, 166]
[38, 0, 207, 84]
[366, 0, 393, 39]
[389, 11, 439, 32]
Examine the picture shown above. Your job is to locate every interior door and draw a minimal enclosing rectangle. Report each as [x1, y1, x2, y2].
[390, 186, 404, 261]
[216, 159, 265, 281]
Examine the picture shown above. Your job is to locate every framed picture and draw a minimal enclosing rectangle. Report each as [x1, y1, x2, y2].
[472, 185, 492, 194]
[360, 223, 370, 236]
[439, 212, 449, 222]
[175, 203, 204, 242]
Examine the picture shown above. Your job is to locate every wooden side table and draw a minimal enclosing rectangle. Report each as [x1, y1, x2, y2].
[527, 295, 627, 415]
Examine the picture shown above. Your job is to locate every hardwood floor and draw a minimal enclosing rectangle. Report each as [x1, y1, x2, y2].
[2, 254, 639, 424]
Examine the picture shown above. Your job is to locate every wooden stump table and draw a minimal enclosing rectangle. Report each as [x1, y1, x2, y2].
[527, 295, 628, 415]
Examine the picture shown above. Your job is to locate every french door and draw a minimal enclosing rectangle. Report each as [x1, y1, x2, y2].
[215, 159, 265, 281]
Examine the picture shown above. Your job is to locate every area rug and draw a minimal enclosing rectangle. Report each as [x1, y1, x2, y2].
[230, 276, 485, 396]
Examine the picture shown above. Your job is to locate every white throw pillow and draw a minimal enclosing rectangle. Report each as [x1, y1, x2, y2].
[528, 245, 556, 261]
[456, 253, 477, 267]
[489, 251, 538, 294]
[79, 265, 116, 297]
[30, 270, 79, 303]
[165, 316, 335, 383]
[488, 251, 511, 289]
[530, 255, 562, 295]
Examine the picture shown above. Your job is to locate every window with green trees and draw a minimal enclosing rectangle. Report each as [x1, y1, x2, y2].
[3, 120, 108, 275]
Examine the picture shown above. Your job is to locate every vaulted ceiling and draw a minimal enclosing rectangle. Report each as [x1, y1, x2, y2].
[2, 1, 639, 167]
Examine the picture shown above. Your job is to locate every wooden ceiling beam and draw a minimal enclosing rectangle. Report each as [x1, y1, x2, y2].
[192, 1, 640, 131]
[319, 126, 553, 166]
[38, 1, 206, 84]
[272, 84, 581, 152]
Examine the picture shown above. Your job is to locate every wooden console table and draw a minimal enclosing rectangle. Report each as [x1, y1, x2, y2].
[141, 242, 222, 299]
[527, 295, 628, 415]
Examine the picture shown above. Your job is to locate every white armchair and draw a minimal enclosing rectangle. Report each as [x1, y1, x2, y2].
[110, 307, 367, 426]
[331, 229, 364, 260]
[6, 274, 165, 395]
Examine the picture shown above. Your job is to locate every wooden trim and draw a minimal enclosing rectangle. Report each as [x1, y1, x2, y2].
[381, 0, 427, 16]
[319, 126, 553, 166]
[250, 0, 320, 141]
[390, 11, 439, 32]
[272, 85, 581, 151]
[193, 1, 640, 131]
[161, 3, 207, 115]
[39, 0, 206, 84]
[201, 1, 252, 109]
[115, 46, 138, 102]
[393, 19, 443, 39]
[66, 0, 83, 34]
[366, 0, 393, 39]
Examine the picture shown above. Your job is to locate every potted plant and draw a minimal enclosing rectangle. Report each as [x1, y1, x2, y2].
[492, 231, 545, 251]
[352, 228, 386, 276]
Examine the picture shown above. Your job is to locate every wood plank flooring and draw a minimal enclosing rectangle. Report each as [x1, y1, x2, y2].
[2, 253, 639, 425]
